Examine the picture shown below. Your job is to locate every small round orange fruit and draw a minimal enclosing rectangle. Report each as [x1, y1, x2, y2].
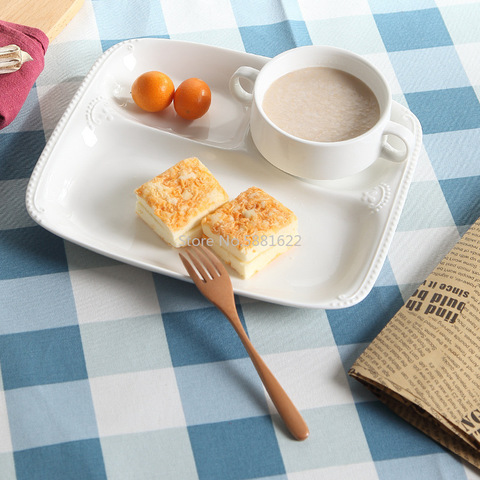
[173, 78, 211, 120]
[131, 71, 175, 112]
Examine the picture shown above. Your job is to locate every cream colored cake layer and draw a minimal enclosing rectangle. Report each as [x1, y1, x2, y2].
[209, 239, 294, 279]
[135, 197, 203, 246]
[134, 157, 229, 247]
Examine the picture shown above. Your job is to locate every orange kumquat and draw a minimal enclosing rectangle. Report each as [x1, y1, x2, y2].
[173, 78, 211, 120]
[131, 71, 175, 112]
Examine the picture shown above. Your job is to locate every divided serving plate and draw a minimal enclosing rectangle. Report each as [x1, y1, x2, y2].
[26, 38, 422, 309]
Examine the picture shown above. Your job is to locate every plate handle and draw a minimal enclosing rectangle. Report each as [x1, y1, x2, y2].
[229, 66, 259, 105]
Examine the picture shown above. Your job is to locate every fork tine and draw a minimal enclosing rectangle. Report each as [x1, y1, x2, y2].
[180, 246, 218, 282]
[185, 250, 210, 282]
[197, 244, 226, 276]
[179, 251, 204, 284]
[186, 246, 220, 280]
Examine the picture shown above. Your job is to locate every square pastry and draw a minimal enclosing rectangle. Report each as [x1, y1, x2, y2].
[135, 157, 229, 247]
[202, 186, 298, 278]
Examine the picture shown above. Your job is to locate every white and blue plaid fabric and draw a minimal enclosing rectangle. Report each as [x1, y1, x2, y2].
[1, 1, 480, 479]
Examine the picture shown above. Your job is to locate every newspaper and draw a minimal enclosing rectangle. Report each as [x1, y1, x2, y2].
[349, 217, 480, 468]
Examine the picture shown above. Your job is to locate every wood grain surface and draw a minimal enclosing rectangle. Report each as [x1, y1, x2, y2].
[0, 0, 85, 41]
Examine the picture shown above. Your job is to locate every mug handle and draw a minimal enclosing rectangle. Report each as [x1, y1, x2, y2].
[381, 121, 415, 163]
[229, 66, 260, 105]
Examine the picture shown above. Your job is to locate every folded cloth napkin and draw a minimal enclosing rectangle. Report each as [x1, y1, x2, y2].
[0, 20, 49, 129]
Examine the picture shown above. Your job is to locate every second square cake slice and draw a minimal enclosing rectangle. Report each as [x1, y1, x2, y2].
[202, 186, 298, 278]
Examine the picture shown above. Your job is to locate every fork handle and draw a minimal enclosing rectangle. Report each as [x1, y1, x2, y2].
[224, 309, 309, 441]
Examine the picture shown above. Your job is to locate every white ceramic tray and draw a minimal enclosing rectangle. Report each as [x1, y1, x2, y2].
[26, 38, 422, 309]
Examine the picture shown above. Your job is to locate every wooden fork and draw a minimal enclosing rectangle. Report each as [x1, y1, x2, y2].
[179, 245, 309, 441]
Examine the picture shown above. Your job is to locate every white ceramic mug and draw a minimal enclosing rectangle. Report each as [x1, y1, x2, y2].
[229, 45, 415, 180]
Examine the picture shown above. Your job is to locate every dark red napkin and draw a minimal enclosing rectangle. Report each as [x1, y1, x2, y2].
[0, 20, 49, 129]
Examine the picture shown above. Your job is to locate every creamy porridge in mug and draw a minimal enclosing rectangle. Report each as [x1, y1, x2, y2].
[262, 67, 380, 142]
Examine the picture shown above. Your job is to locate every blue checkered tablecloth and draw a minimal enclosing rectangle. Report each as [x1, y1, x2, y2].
[1, 1, 480, 479]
